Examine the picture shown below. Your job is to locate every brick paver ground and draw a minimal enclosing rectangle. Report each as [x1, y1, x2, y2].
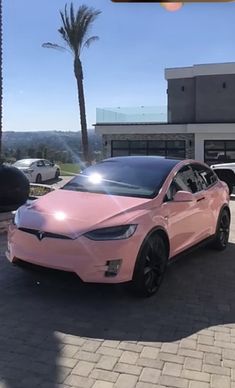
[1, 201, 235, 387]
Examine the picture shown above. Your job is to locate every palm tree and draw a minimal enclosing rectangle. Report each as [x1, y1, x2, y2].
[0, 0, 3, 163]
[43, 3, 101, 164]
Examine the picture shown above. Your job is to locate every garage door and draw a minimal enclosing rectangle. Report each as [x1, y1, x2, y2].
[204, 140, 235, 165]
[111, 140, 186, 159]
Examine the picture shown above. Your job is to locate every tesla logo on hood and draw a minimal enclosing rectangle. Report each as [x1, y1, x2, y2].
[37, 231, 45, 241]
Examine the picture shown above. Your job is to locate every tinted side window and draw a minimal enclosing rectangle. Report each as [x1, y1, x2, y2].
[165, 165, 198, 201]
[175, 165, 199, 194]
[165, 180, 182, 201]
[37, 160, 45, 167]
[191, 164, 218, 189]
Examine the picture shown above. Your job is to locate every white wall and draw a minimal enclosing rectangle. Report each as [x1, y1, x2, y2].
[95, 122, 235, 163]
[165, 63, 235, 80]
[191, 123, 235, 161]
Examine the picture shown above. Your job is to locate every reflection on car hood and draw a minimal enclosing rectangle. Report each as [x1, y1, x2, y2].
[16, 189, 151, 238]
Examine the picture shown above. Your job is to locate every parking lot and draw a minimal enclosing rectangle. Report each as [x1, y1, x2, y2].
[0, 202, 235, 388]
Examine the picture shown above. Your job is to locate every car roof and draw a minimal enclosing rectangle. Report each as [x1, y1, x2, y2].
[104, 156, 181, 169]
[16, 159, 42, 163]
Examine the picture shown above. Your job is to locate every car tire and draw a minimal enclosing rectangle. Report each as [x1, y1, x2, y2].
[212, 208, 230, 251]
[132, 233, 168, 297]
[55, 169, 60, 180]
[36, 174, 42, 183]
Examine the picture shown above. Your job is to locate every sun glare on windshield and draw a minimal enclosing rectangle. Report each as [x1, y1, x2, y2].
[88, 173, 103, 184]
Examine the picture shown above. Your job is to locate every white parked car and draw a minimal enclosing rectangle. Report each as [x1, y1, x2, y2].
[211, 162, 235, 194]
[13, 159, 60, 183]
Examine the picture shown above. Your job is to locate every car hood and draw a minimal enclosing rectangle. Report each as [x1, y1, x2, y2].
[16, 189, 151, 239]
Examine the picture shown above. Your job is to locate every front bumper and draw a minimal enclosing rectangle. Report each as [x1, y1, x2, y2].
[6, 223, 143, 283]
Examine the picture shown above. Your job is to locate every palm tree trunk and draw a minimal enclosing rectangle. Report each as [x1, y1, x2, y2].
[0, 0, 2, 164]
[74, 57, 90, 165]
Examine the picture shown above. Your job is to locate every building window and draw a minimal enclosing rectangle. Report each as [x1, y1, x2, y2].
[204, 140, 235, 165]
[111, 140, 186, 159]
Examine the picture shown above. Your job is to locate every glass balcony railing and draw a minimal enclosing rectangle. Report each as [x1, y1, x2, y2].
[96, 106, 167, 124]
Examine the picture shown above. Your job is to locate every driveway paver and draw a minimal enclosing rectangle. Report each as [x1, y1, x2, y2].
[1, 201, 235, 387]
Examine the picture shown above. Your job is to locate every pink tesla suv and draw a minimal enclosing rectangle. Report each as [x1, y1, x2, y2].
[6, 157, 230, 296]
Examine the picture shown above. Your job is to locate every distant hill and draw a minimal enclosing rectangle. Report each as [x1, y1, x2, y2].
[2, 129, 102, 163]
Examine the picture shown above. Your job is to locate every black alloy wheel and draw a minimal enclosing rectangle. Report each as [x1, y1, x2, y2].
[132, 233, 168, 297]
[212, 209, 230, 251]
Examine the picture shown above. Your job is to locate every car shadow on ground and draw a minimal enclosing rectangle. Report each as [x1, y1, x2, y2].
[0, 236, 235, 387]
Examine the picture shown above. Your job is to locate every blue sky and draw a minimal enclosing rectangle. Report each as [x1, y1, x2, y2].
[3, 0, 235, 131]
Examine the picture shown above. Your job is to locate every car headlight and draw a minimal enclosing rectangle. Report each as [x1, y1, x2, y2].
[84, 224, 137, 241]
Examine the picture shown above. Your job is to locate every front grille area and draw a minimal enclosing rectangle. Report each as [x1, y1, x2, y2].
[18, 227, 73, 240]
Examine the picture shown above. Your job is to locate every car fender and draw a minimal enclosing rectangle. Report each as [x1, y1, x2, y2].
[136, 225, 170, 262]
[131, 226, 170, 281]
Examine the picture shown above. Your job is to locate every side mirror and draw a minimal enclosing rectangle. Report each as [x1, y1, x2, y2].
[51, 162, 55, 167]
[173, 190, 194, 202]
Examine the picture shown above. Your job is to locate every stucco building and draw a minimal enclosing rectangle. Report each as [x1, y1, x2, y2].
[95, 62, 235, 165]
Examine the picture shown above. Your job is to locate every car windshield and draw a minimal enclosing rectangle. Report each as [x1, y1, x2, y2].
[13, 160, 33, 167]
[62, 157, 178, 198]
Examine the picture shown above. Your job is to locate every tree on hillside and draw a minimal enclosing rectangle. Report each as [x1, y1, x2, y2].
[42, 3, 101, 165]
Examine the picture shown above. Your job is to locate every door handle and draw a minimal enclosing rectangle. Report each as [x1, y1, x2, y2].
[197, 197, 205, 202]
